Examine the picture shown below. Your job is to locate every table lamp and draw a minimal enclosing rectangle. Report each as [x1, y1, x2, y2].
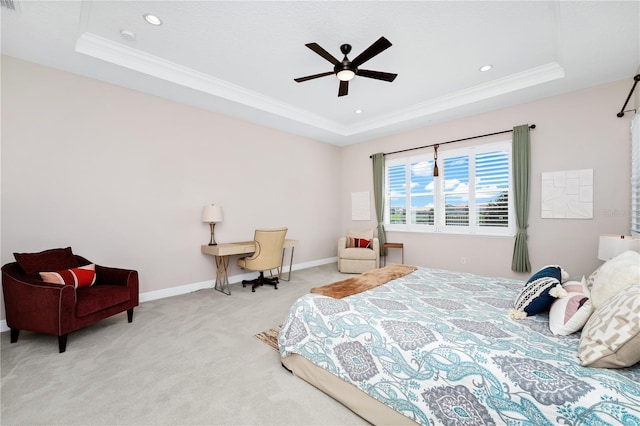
[597, 234, 640, 261]
[202, 204, 223, 245]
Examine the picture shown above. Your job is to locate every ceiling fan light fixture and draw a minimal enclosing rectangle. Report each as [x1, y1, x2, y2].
[294, 37, 396, 96]
[336, 69, 355, 81]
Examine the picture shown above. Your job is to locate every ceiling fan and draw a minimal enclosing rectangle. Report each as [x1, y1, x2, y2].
[294, 36, 397, 97]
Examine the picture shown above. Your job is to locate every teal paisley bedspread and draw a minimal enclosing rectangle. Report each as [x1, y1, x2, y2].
[279, 267, 640, 425]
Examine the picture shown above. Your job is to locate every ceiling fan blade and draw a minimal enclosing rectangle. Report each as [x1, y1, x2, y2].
[338, 80, 349, 97]
[305, 43, 340, 65]
[351, 37, 392, 67]
[294, 71, 334, 82]
[357, 69, 398, 82]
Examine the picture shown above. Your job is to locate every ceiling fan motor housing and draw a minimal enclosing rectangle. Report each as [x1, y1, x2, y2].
[335, 44, 356, 79]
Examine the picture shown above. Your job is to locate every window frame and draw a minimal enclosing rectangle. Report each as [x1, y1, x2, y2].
[384, 140, 515, 237]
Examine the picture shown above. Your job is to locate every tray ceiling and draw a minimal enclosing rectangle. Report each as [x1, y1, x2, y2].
[2, 1, 638, 145]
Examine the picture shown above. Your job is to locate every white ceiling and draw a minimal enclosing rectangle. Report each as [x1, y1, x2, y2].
[2, 1, 639, 146]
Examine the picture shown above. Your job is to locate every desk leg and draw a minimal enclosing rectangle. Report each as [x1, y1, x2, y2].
[279, 247, 295, 282]
[214, 255, 231, 295]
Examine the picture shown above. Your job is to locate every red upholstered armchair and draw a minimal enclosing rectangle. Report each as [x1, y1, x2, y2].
[2, 247, 139, 353]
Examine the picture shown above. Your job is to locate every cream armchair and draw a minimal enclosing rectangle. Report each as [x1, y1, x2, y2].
[337, 229, 380, 273]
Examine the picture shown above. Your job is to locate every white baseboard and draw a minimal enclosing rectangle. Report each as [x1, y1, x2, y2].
[0, 257, 337, 333]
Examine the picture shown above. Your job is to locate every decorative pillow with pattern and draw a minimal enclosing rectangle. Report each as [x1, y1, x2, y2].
[549, 278, 593, 335]
[586, 264, 600, 291]
[40, 264, 96, 288]
[578, 285, 640, 368]
[347, 237, 372, 249]
[510, 265, 567, 319]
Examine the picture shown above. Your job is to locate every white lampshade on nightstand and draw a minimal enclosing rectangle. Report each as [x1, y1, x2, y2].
[597, 234, 640, 261]
[202, 205, 223, 245]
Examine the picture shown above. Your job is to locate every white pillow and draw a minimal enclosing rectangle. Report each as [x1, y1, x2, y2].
[548, 278, 593, 336]
[590, 250, 640, 309]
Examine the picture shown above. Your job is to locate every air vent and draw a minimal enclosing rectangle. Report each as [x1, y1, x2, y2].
[1, 0, 19, 11]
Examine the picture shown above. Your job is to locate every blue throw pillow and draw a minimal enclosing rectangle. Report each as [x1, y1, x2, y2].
[510, 265, 566, 319]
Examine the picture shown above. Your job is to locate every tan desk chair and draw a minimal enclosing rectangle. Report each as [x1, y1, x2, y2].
[238, 227, 288, 292]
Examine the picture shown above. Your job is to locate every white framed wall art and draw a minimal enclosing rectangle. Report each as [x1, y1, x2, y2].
[541, 169, 593, 219]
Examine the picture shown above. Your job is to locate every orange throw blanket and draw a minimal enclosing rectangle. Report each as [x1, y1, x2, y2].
[310, 264, 418, 299]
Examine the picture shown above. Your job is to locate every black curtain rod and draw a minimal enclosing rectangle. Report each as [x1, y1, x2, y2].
[616, 73, 640, 118]
[370, 124, 536, 158]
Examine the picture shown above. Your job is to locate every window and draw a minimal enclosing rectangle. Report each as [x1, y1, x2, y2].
[385, 141, 514, 236]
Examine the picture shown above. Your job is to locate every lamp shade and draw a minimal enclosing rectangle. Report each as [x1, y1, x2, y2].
[598, 234, 640, 260]
[201, 205, 223, 223]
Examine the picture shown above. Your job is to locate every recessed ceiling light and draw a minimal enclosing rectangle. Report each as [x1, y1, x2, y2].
[143, 14, 162, 26]
[479, 64, 493, 72]
[355, 109, 363, 114]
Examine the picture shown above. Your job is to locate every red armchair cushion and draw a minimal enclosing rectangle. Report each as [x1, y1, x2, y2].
[40, 264, 96, 288]
[76, 285, 130, 317]
[14, 247, 79, 278]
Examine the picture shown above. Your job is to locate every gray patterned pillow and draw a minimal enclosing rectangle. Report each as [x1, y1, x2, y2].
[586, 265, 600, 291]
[578, 285, 640, 368]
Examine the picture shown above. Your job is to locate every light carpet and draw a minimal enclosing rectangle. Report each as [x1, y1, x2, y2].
[1, 263, 368, 425]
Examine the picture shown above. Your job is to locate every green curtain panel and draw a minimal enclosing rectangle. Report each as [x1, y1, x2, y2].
[512, 125, 531, 272]
[372, 153, 388, 256]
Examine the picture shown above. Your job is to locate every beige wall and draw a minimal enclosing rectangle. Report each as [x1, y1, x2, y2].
[340, 79, 634, 280]
[1, 55, 635, 323]
[1, 56, 342, 320]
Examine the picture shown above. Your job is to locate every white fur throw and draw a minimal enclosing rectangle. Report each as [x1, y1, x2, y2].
[590, 250, 640, 309]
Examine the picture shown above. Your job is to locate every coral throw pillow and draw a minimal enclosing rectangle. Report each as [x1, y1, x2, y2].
[347, 237, 372, 248]
[40, 264, 96, 288]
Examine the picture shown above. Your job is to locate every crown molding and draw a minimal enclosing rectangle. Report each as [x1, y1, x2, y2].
[348, 62, 565, 135]
[75, 32, 344, 134]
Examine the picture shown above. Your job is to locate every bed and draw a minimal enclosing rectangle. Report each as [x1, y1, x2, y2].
[279, 266, 640, 425]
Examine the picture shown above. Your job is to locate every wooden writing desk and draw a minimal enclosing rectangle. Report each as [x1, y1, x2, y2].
[201, 239, 298, 295]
